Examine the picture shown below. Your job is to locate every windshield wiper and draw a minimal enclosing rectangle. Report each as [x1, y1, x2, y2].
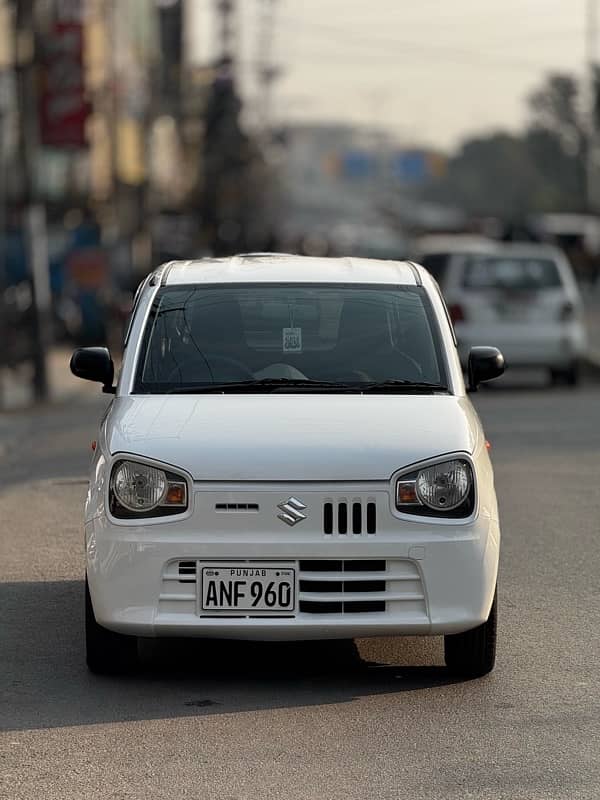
[357, 380, 449, 393]
[168, 378, 356, 394]
[167, 378, 449, 394]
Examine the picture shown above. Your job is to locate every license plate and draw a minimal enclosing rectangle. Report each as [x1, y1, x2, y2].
[495, 291, 537, 320]
[200, 564, 296, 613]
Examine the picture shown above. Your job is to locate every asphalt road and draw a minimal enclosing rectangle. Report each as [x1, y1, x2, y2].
[1, 381, 599, 800]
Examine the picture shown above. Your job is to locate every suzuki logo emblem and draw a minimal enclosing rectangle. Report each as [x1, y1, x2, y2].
[277, 497, 307, 526]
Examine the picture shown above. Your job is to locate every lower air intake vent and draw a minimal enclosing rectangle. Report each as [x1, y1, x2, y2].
[159, 558, 427, 622]
[178, 561, 197, 582]
[298, 559, 389, 614]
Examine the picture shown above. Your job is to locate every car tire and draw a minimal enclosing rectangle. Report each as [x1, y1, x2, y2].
[549, 363, 580, 388]
[564, 362, 580, 387]
[444, 588, 497, 678]
[85, 575, 139, 674]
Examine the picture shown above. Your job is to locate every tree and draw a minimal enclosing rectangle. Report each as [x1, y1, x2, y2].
[201, 60, 251, 254]
[524, 127, 582, 211]
[422, 132, 542, 217]
[528, 74, 583, 152]
[527, 72, 586, 206]
[421, 70, 595, 218]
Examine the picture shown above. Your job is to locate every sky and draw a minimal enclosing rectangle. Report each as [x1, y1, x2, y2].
[188, 0, 590, 151]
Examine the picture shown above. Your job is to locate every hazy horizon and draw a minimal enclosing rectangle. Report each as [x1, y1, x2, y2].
[188, 0, 588, 150]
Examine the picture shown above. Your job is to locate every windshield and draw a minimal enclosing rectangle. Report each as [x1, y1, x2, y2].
[134, 283, 446, 392]
[462, 256, 563, 291]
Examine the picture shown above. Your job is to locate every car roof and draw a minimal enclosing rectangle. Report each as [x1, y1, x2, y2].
[481, 242, 565, 259]
[414, 234, 497, 254]
[157, 253, 421, 287]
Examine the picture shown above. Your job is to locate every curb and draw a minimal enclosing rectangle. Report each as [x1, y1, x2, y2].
[0, 349, 100, 413]
[0, 385, 101, 416]
[0, 364, 102, 414]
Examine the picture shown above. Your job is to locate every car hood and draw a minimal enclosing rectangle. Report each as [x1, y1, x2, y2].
[105, 394, 481, 481]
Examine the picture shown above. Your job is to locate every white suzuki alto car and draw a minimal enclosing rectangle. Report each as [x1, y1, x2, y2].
[71, 254, 505, 677]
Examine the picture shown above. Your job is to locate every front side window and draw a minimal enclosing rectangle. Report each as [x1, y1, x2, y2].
[134, 283, 446, 392]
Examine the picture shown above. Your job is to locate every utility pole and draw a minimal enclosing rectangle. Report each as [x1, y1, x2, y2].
[255, 0, 281, 136]
[216, 0, 237, 64]
[0, 0, 11, 293]
[14, 0, 49, 401]
[586, 0, 599, 213]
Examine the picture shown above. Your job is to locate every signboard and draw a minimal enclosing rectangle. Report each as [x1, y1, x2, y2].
[391, 151, 428, 184]
[65, 247, 109, 291]
[341, 150, 376, 180]
[38, 1, 89, 148]
[391, 150, 447, 185]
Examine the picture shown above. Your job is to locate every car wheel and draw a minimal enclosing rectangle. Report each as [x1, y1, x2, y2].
[564, 362, 580, 387]
[85, 575, 139, 674]
[549, 363, 580, 388]
[444, 588, 497, 678]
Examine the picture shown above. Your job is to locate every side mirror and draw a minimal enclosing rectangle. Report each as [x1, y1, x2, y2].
[70, 347, 115, 393]
[467, 346, 505, 392]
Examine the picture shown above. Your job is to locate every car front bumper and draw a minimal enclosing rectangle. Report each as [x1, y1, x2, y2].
[85, 484, 500, 641]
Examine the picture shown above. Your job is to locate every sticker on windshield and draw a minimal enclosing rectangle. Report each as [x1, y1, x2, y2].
[283, 327, 302, 353]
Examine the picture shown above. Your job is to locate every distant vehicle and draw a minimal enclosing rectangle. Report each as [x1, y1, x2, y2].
[531, 213, 600, 285]
[422, 242, 586, 386]
[70, 254, 504, 678]
[412, 234, 498, 287]
[331, 222, 408, 260]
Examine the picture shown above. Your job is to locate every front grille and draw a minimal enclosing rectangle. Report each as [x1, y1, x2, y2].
[323, 500, 377, 535]
[159, 558, 426, 619]
[215, 503, 259, 512]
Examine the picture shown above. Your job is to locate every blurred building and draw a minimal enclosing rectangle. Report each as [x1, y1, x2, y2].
[2, 0, 281, 296]
[277, 122, 454, 257]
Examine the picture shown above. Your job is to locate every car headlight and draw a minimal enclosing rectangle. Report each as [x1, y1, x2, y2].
[396, 458, 474, 518]
[110, 460, 188, 518]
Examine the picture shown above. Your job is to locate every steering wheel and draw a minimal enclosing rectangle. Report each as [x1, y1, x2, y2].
[165, 353, 254, 384]
[333, 353, 424, 383]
